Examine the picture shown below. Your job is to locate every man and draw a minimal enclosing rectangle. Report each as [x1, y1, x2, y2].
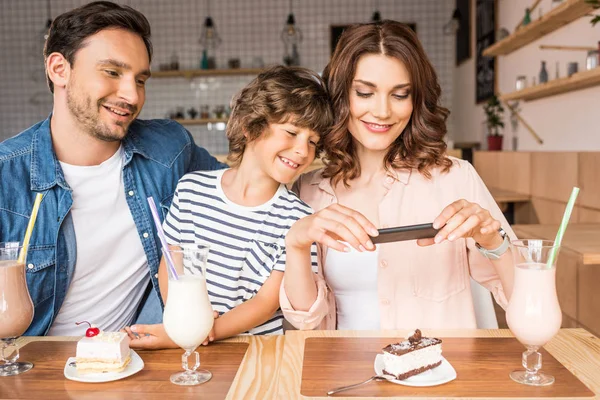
[0, 1, 224, 336]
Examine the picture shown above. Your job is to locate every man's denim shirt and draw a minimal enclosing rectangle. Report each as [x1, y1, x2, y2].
[0, 116, 225, 335]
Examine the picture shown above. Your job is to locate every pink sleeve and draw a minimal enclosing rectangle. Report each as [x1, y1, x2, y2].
[464, 162, 517, 310]
[279, 273, 329, 330]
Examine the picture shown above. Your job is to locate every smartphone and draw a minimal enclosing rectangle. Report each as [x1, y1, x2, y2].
[370, 223, 439, 244]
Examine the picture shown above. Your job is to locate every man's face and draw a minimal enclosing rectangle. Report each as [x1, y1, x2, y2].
[66, 28, 151, 142]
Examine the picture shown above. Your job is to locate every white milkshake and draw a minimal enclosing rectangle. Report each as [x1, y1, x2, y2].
[506, 263, 562, 347]
[163, 275, 214, 350]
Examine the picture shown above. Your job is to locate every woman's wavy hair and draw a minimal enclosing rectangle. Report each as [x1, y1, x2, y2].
[226, 65, 333, 167]
[322, 20, 452, 187]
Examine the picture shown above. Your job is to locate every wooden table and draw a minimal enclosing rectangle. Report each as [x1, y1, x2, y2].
[9, 334, 283, 400]
[513, 223, 600, 265]
[277, 328, 600, 399]
[488, 187, 531, 225]
[489, 187, 531, 204]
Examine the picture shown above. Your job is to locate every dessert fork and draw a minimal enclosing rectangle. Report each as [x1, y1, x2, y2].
[327, 375, 387, 396]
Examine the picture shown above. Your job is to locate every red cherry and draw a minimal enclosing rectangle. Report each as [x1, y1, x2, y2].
[86, 327, 100, 337]
[75, 321, 100, 337]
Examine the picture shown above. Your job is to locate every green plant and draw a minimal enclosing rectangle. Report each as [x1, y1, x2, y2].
[483, 95, 504, 136]
[585, 0, 600, 26]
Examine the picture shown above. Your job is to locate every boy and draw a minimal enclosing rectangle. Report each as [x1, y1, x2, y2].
[126, 66, 333, 347]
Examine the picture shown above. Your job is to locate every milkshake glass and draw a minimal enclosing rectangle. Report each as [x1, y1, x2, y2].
[162, 243, 213, 386]
[0, 242, 35, 376]
[506, 239, 562, 386]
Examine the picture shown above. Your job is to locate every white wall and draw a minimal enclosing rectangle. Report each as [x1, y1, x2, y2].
[453, 0, 600, 151]
[0, 0, 454, 155]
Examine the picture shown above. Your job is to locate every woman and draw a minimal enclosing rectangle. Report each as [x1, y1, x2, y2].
[282, 20, 516, 330]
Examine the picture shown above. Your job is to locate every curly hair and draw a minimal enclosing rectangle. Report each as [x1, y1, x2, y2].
[44, 1, 152, 94]
[226, 65, 333, 167]
[321, 20, 452, 187]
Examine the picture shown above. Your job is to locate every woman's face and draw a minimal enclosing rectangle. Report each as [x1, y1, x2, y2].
[347, 53, 414, 154]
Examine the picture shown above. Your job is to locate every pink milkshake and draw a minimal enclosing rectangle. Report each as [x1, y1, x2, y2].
[506, 262, 562, 347]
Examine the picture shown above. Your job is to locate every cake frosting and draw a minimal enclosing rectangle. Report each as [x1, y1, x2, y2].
[75, 331, 131, 374]
[381, 329, 442, 380]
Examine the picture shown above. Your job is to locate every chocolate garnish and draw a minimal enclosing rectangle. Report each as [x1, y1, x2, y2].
[408, 329, 422, 344]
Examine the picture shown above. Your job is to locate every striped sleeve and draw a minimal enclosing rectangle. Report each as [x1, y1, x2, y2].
[163, 184, 183, 245]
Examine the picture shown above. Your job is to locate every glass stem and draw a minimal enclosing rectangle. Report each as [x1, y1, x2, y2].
[1, 338, 18, 365]
[181, 349, 200, 374]
[522, 345, 542, 382]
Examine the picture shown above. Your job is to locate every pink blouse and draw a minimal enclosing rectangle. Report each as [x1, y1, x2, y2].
[280, 158, 516, 330]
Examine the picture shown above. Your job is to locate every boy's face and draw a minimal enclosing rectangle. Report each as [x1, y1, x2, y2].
[247, 122, 320, 184]
[65, 28, 151, 142]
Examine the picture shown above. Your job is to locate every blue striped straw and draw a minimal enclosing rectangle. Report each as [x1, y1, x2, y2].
[547, 187, 580, 268]
[147, 197, 178, 280]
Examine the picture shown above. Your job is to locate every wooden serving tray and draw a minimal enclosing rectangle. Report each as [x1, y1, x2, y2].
[301, 337, 595, 398]
[0, 341, 249, 399]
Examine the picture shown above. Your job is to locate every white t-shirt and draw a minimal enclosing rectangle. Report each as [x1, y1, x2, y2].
[325, 246, 381, 330]
[48, 147, 149, 335]
[162, 169, 318, 335]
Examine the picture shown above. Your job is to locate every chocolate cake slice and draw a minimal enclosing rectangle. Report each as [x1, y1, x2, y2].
[381, 329, 442, 380]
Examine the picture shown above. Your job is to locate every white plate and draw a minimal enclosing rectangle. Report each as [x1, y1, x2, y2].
[374, 354, 457, 387]
[64, 349, 144, 383]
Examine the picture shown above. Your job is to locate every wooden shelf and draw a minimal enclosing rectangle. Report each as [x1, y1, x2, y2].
[152, 68, 263, 79]
[500, 66, 600, 102]
[482, 0, 595, 57]
[173, 118, 228, 125]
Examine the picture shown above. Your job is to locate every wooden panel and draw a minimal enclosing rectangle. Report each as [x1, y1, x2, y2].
[300, 337, 594, 397]
[0, 341, 249, 400]
[561, 312, 580, 328]
[446, 148, 462, 159]
[473, 151, 500, 188]
[482, 0, 594, 56]
[531, 152, 578, 202]
[578, 152, 600, 211]
[578, 263, 600, 338]
[556, 250, 580, 321]
[530, 197, 578, 224]
[578, 206, 600, 223]
[500, 67, 600, 102]
[496, 152, 531, 194]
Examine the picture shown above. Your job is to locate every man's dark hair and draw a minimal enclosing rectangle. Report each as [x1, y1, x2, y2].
[43, 1, 152, 93]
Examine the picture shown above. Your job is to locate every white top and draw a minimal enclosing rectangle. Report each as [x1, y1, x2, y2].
[48, 147, 149, 335]
[325, 246, 380, 330]
[163, 169, 318, 335]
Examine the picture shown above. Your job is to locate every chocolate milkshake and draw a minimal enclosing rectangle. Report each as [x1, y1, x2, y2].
[0, 260, 34, 338]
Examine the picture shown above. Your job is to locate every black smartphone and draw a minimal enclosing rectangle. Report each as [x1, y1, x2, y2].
[370, 223, 439, 244]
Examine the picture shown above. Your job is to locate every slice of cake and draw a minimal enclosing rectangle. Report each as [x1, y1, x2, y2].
[75, 330, 131, 374]
[381, 329, 442, 380]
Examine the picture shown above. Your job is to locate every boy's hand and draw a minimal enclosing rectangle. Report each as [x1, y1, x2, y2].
[124, 324, 178, 350]
[201, 311, 220, 346]
[286, 203, 378, 253]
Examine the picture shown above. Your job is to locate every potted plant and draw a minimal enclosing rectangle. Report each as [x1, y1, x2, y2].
[483, 94, 505, 151]
[584, 1, 599, 26]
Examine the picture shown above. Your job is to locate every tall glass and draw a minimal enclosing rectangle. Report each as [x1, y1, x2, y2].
[162, 243, 213, 386]
[506, 239, 562, 386]
[0, 242, 35, 376]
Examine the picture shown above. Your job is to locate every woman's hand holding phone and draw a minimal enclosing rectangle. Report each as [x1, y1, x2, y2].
[286, 204, 378, 253]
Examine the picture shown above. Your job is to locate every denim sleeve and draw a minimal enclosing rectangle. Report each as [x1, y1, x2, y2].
[183, 129, 228, 172]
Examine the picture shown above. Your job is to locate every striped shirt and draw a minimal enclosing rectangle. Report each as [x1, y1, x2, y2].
[163, 169, 318, 335]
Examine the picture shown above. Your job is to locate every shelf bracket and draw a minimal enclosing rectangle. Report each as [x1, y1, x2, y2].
[502, 99, 544, 145]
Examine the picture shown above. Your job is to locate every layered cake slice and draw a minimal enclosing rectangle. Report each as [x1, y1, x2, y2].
[381, 329, 442, 380]
[75, 327, 131, 374]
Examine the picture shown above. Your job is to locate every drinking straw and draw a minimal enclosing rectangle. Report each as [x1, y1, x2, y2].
[547, 187, 580, 268]
[17, 193, 44, 264]
[147, 197, 178, 280]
